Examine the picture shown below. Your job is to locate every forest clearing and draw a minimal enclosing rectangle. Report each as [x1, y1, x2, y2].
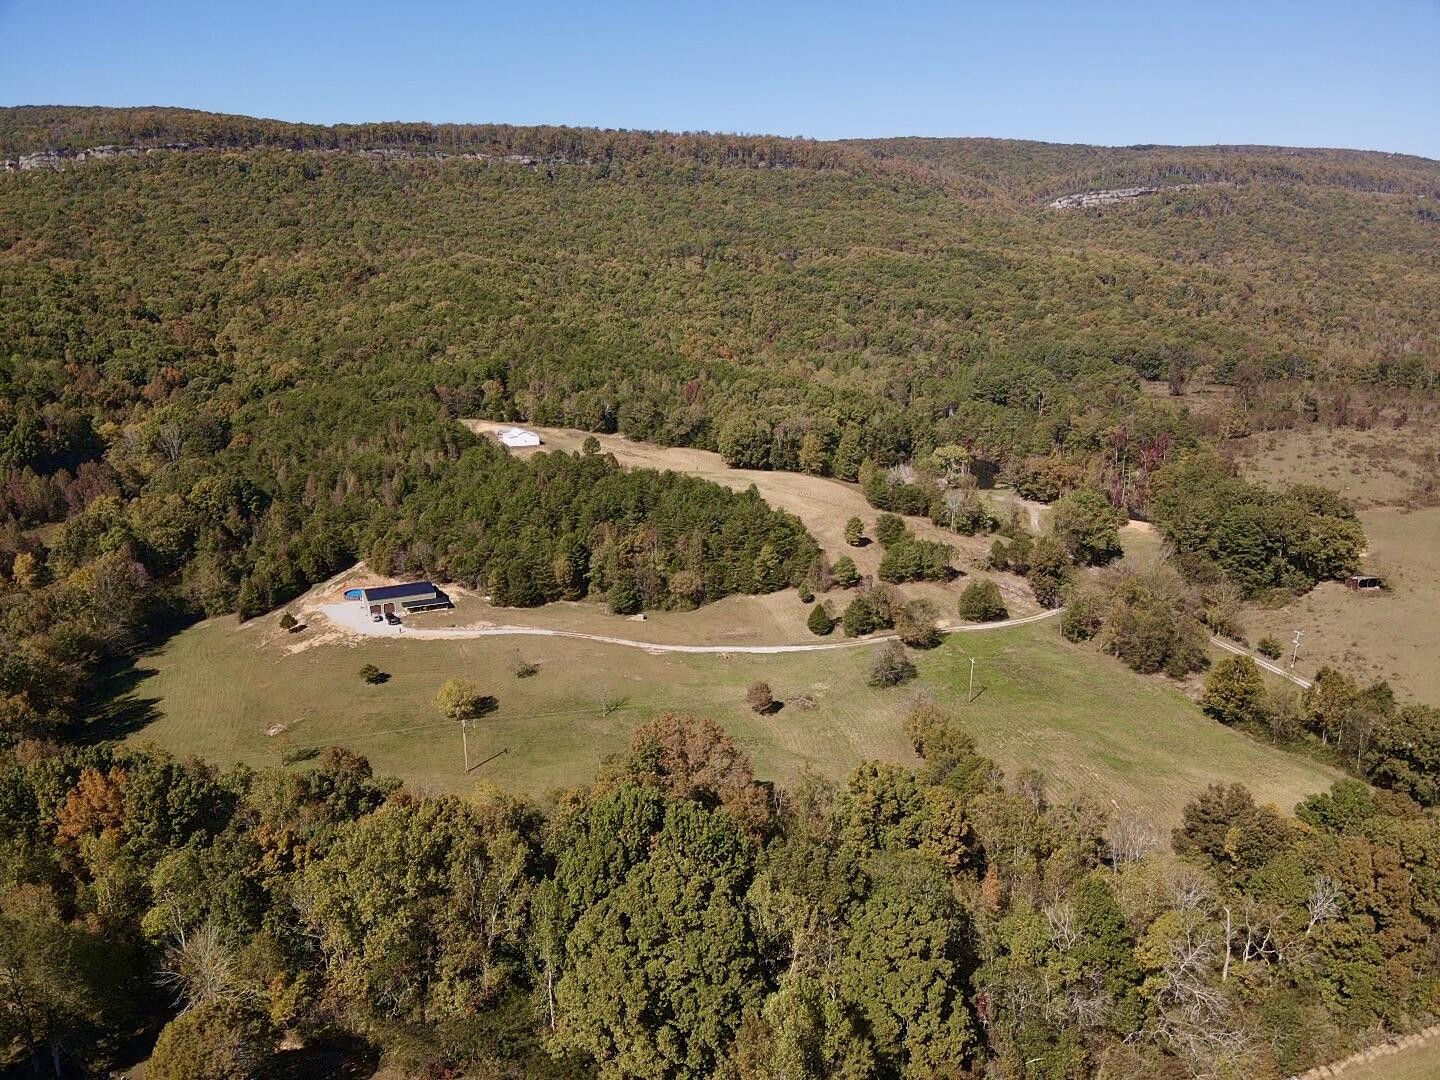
[123, 599, 1340, 827]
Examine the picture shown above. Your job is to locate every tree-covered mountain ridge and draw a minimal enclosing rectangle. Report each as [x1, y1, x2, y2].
[5, 104, 1440, 203]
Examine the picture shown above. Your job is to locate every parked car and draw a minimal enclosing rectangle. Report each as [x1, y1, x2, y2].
[371, 613, 383, 623]
[385, 612, 402, 626]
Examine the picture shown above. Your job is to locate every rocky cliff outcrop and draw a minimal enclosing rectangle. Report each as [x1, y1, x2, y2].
[1046, 182, 1212, 209]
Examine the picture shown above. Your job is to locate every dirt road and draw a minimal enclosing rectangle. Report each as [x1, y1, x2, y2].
[320, 598, 1062, 653]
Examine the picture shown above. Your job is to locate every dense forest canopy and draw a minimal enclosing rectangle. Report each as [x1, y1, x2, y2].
[6, 708, 1440, 1079]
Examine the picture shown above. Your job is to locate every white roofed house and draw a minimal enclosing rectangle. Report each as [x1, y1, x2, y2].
[498, 427, 542, 448]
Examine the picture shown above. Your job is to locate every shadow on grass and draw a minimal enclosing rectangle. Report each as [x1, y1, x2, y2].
[74, 661, 162, 745]
[468, 746, 510, 773]
[268, 1034, 380, 1079]
[74, 608, 204, 746]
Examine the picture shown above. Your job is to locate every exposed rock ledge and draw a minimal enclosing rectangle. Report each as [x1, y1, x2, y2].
[2, 143, 804, 174]
[1047, 183, 1208, 209]
[2, 143, 193, 171]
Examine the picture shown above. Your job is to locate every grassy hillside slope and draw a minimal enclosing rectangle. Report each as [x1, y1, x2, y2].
[128, 612, 1339, 826]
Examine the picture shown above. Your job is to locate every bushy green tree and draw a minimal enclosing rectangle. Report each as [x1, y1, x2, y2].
[146, 998, 277, 1080]
[837, 854, 975, 1072]
[718, 416, 774, 469]
[831, 429, 864, 483]
[957, 578, 1008, 622]
[873, 514, 907, 548]
[553, 801, 761, 1078]
[1201, 655, 1266, 726]
[1050, 488, 1124, 566]
[1026, 536, 1069, 608]
[608, 571, 642, 615]
[831, 556, 861, 589]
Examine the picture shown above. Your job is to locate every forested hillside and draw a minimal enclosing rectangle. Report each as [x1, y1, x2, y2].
[2, 106, 1440, 1076]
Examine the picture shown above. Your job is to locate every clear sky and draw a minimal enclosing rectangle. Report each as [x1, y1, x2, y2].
[1, 0, 1437, 158]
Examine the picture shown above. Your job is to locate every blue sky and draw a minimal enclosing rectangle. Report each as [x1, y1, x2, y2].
[1, 1, 1437, 157]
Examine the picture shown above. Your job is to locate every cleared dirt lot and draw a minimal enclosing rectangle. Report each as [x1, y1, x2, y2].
[464, 419, 1039, 612]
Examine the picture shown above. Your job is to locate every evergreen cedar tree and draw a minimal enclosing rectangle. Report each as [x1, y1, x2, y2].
[806, 602, 834, 636]
[830, 556, 861, 589]
[956, 578, 1008, 622]
[4, 107, 1440, 1076]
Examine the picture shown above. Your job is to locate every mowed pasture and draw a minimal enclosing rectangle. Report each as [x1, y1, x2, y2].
[1243, 506, 1440, 706]
[125, 610, 1340, 826]
[1232, 424, 1440, 510]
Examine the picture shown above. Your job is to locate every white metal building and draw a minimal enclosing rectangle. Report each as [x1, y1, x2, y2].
[498, 427, 542, 448]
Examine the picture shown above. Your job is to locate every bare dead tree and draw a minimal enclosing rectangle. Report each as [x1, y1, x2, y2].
[1306, 875, 1343, 936]
[1044, 900, 1080, 952]
[155, 421, 185, 464]
[1107, 813, 1161, 869]
[1169, 866, 1214, 914]
[884, 462, 917, 486]
[156, 922, 255, 1012]
[1145, 915, 1264, 1079]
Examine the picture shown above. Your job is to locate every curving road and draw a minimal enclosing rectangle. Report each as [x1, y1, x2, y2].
[319, 603, 1063, 655]
[320, 601, 1312, 689]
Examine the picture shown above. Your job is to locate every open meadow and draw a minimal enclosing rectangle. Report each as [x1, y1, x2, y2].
[124, 606, 1340, 826]
[1241, 505, 1440, 705]
[1232, 424, 1440, 510]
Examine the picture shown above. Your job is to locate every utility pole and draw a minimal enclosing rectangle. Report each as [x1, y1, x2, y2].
[461, 718, 470, 772]
[1290, 629, 1305, 670]
[968, 657, 976, 703]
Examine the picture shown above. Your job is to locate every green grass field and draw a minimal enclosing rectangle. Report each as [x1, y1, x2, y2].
[1336, 1039, 1440, 1080]
[120, 611, 1340, 826]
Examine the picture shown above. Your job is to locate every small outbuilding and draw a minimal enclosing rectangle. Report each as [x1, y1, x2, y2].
[1345, 575, 1384, 591]
[352, 581, 453, 616]
[498, 427, 542, 448]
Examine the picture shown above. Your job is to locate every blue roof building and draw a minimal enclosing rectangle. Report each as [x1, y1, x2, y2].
[351, 581, 451, 615]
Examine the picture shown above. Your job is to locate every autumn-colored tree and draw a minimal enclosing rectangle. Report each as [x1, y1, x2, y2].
[433, 677, 489, 722]
[54, 767, 129, 846]
[602, 713, 770, 835]
[746, 681, 775, 714]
